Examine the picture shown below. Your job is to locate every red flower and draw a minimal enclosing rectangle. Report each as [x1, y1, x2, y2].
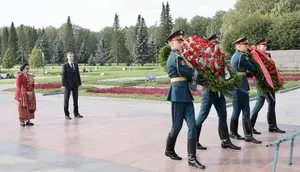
[217, 68, 222, 73]
[203, 83, 209, 88]
[214, 72, 219, 77]
[198, 62, 203, 67]
[205, 59, 210, 65]
[202, 68, 208, 74]
[210, 64, 214, 69]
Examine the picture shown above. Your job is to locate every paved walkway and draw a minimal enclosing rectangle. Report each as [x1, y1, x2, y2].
[0, 84, 299, 171]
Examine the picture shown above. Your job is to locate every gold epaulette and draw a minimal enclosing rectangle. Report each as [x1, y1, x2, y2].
[174, 52, 194, 69]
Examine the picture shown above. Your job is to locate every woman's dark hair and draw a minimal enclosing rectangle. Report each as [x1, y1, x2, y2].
[20, 63, 29, 71]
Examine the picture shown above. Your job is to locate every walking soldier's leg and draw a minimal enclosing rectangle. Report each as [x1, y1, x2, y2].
[230, 90, 244, 140]
[251, 92, 265, 134]
[214, 95, 241, 150]
[185, 103, 205, 169]
[241, 93, 261, 144]
[195, 89, 214, 150]
[165, 102, 184, 160]
[267, 92, 285, 133]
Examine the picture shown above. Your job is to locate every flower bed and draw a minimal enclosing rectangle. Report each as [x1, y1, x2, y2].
[35, 83, 61, 89]
[88, 87, 202, 96]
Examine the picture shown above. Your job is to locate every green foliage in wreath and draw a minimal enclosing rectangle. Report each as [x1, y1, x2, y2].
[158, 45, 171, 72]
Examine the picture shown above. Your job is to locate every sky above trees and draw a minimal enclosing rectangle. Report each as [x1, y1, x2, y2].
[1, 0, 236, 31]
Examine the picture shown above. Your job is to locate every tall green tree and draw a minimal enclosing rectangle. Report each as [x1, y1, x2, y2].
[148, 32, 159, 65]
[1, 27, 9, 59]
[17, 25, 28, 64]
[133, 17, 149, 65]
[95, 35, 110, 65]
[7, 22, 19, 64]
[63, 16, 76, 54]
[29, 48, 43, 74]
[157, 2, 173, 48]
[52, 35, 65, 65]
[35, 29, 51, 64]
[87, 54, 96, 66]
[206, 11, 226, 37]
[2, 48, 16, 71]
[272, 0, 300, 15]
[109, 13, 129, 65]
[77, 41, 88, 64]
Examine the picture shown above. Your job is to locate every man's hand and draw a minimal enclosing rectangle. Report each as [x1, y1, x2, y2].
[61, 87, 65, 92]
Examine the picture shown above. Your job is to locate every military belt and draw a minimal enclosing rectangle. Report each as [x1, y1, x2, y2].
[170, 77, 187, 82]
[238, 72, 247, 76]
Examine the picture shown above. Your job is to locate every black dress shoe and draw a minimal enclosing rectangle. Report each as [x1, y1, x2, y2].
[65, 116, 72, 120]
[252, 128, 261, 135]
[196, 142, 207, 150]
[269, 126, 285, 133]
[20, 122, 26, 127]
[188, 155, 205, 169]
[230, 133, 245, 140]
[245, 136, 262, 144]
[221, 139, 241, 150]
[26, 121, 34, 126]
[165, 151, 182, 160]
[74, 113, 83, 118]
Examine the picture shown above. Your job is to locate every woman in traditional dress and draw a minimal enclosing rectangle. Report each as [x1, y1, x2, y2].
[14, 64, 36, 126]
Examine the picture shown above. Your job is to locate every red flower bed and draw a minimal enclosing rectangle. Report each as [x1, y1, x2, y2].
[35, 83, 61, 89]
[88, 87, 202, 96]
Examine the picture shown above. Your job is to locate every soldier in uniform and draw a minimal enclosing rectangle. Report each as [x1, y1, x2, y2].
[195, 34, 241, 151]
[250, 39, 285, 134]
[230, 36, 261, 144]
[164, 30, 205, 169]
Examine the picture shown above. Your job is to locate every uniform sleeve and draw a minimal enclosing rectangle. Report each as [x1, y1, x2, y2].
[240, 54, 256, 73]
[176, 56, 193, 81]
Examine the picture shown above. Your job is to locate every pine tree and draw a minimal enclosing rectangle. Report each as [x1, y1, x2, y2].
[133, 17, 149, 65]
[134, 15, 141, 40]
[17, 25, 28, 64]
[109, 13, 129, 65]
[95, 35, 110, 65]
[35, 29, 51, 64]
[7, 22, 19, 64]
[110, 13, 121, 65]
[52, 35, 65, 65]
[26, 27, 38, 53]
[77, 41, 88, 64]
[148, 32, 159, 65]
[64, 16, 76, 54]
[157, 2, 173, 48]
[87, 54, 96, 66]
[1, 27, 9, 59]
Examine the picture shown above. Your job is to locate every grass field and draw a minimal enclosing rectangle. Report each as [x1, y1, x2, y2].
[2, 65, 300, 102]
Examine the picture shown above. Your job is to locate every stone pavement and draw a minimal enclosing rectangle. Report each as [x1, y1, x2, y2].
[0, 84, 300, 172]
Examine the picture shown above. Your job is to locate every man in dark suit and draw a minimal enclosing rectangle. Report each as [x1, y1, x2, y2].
[61, 52, 83, 120]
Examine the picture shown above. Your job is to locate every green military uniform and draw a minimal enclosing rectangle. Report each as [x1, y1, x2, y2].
[164, 30, 205, 169]
[230, 36, 261, 144]
[250, 39, 285, 135]
[195, 34, 240, 150]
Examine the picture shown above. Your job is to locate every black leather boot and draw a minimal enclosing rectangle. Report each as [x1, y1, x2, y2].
[267, 112, 285, 133]
[219, 124, 241, 150]
[165, 134, 182, 160]
[188, 139, 205, 169]
[230, 119, 244, 140]
[250, 112, 261, 135]
[242, 120, 262, 144]
[196, 125, 207, 150]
